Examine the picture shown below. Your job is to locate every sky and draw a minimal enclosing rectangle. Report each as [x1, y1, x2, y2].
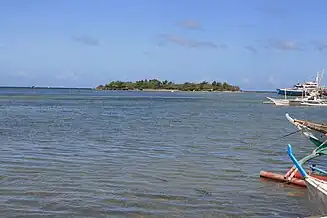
[1, 0, 327, 90]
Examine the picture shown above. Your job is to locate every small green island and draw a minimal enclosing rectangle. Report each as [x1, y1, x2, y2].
[96, 79, 241, 92]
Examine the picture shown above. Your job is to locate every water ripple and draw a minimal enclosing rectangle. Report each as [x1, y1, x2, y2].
[1, 89, 326, 217]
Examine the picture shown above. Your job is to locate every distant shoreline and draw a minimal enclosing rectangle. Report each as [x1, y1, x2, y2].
[96, 79, 242, 92]
[138, 89, 244, 93]
[0, 86, 276, 93]
[126, 89, 275, 93]
[0, 86, 93, 90]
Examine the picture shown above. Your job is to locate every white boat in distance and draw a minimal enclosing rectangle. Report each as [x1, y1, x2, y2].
[277, 70, 327, 96]
[301, 100, 327, 107]
[266, 70, 327, 106]
[266, 96, 301, 106]
[267, 91, 327, 106]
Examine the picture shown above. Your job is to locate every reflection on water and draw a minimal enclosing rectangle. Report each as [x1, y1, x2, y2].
[1, 88, 327, 217]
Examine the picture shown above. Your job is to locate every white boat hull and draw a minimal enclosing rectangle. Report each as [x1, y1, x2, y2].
[266, 97, 304, 106]
[266, 96, 327, 107]
[301, 102, 327, 106]
[266, 97, 290, 106]
[287, 143, 327, 216]
[306, 177, 327, 215]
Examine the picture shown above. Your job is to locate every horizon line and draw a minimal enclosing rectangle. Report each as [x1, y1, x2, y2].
[0, 85, 277, 93]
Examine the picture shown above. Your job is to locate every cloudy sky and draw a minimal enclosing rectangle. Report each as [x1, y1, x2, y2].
[1, 0, 327, 90]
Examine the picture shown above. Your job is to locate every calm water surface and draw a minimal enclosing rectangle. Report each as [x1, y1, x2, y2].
[1, 88, 326, 218]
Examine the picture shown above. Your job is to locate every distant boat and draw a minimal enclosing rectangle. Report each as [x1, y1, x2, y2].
[266, 96, 292, 106]
[277, 71, 325, 96]
[277, 83, 316, 96]
[266, 89, 327, 106]
[266, 88, 314, 106]
[266, 96, 313, 106]
[266, 70, 327, 106]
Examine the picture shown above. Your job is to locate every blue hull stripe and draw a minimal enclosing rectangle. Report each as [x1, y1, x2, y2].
[277, 89, 305, 96]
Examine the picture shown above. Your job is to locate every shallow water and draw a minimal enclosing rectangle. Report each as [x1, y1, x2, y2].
[1, 88, 326, 217]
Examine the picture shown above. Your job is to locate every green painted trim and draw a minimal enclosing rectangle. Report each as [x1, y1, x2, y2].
[309, 136, 325, 147]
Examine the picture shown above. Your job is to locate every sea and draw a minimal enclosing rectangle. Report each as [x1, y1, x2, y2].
[1, 87, 327, 218]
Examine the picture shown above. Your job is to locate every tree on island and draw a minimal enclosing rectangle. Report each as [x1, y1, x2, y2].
[96, 79, 241, 92]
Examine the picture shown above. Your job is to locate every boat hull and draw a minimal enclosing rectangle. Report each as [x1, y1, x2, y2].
[277, 88, 305, 96]
[300, 102, 327, 106]
[259, 170, 327, 187]
[266, 97, 303, 106]
[287, 144, 327, 215]
[306, 177, 327, 215]
[277, 88, 327, 96]
[266, 97, 289, 106]
[288, 100, 304, 106]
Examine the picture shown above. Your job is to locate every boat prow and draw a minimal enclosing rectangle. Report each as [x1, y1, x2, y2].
[285, 113, 325, 147]
[285, 113, 295, 124]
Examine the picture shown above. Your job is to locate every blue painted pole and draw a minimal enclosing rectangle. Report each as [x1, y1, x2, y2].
[311, 165, 327, 175]
[287, 144, 308, 178]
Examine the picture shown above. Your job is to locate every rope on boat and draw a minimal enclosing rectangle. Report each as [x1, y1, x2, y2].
[271, 129, 303, 140]
[237, 129, 303, 145]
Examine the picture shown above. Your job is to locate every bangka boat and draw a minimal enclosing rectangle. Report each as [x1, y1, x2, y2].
[277, 71, 325, 96]
[277, 83, 317, 96]
[287, 144, 327, 215]
[266, 88, 311, 106]
[286, 113, 327, 147]
[266, 96, 291, 106]
[266, 96, 305, 106]
[260, 139, 327, 187]
[259, 114, 327, 186]
[300, 89, 327, 106]
[266, 88, 327, 106]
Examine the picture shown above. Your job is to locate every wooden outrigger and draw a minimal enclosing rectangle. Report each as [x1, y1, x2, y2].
[260, 114, 327, 187]
[260, 141, 327, 187]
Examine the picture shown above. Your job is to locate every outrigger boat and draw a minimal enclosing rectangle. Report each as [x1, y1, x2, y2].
[260, 139, 327, 187]
[259, 114, 327, 187]
[287, 144, 327, 215]
[266, 89, 327, 106]
[276, 70, 325, 96]
[266, 95, 303, 106]
[266, 70, 327, 106]
[285, 113, 327, 147]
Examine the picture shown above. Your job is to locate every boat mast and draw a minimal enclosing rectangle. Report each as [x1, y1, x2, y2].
[317, 69, 324, 97]
[285, 87, 287, 99]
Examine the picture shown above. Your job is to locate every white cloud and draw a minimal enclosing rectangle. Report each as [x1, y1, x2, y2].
[73, 35, 99, 46]
[267, 39, 304, 51]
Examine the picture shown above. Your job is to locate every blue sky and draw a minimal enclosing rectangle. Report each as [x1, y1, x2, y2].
[1, 0, 327, 90]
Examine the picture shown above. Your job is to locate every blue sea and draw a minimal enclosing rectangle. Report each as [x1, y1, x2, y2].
[1, 88, 326, 217]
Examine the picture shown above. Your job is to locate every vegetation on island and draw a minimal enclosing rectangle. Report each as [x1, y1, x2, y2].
[96, 79, 241, 92]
